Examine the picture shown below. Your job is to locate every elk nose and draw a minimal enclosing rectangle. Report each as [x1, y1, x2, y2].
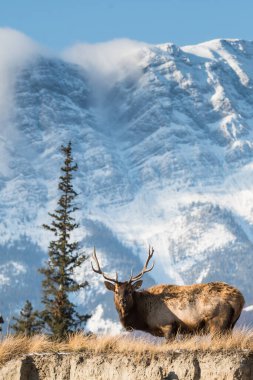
[120, 300, 127, 307]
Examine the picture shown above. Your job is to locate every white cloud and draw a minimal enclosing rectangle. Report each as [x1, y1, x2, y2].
[0, 30, 150, 179]
[62, 39, 149, 90]
[0, 28, 42, 176]
[86, 304, 122, 334]
[0, 28, 41, 124]
[0, 30, 148, 114]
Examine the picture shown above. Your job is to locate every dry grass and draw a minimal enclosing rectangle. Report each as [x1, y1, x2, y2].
[1, 329, 253, 367]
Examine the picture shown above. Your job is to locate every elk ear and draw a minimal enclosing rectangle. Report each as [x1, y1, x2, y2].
[104, 281, 115, 292]
[132, 280, 143, 290]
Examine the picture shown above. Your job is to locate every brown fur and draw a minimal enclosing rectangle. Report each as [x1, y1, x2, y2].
[105, 281, 245, 340]
[92, 248, 244, 340]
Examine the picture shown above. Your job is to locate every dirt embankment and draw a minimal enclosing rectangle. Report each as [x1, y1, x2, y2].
[0, 350, 253, 380]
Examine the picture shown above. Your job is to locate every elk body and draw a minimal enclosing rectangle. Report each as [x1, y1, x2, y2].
[92, 248, 245, 340]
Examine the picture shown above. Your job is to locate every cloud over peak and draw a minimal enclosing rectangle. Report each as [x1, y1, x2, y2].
[62, 38, 149, 87]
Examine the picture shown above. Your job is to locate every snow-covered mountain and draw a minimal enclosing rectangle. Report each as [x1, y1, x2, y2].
[1, 29, 253, 330]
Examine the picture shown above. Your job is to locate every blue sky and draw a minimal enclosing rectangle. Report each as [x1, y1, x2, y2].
[0, 0, 252, 50]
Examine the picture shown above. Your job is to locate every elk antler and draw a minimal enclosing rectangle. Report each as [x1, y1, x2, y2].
[128, 246, 155, 283]
[91, 247, 119, 283]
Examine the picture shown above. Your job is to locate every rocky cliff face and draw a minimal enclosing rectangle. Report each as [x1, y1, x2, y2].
[1, 351, 253, 380]
[0, 29, 253, 330]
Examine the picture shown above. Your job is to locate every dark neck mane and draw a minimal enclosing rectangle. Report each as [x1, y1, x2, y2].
[116, 290, 148, 331]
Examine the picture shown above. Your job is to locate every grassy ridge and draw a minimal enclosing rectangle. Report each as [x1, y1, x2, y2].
[0, 329, 253, 367]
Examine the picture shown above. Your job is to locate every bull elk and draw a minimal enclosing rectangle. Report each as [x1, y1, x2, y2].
[92, 247, 245, 339]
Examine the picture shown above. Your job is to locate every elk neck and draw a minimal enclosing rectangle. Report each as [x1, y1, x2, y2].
[115, 290, 148, 331]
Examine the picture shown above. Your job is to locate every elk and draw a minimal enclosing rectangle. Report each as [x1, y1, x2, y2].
[92, 247, 245, 340]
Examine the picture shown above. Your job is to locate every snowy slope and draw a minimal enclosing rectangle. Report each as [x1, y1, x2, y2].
[0, 29, 253, 330]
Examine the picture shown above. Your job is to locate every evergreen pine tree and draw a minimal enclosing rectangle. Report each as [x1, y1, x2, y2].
[39, 142, 90, 339]
[11, 300, 43, 336]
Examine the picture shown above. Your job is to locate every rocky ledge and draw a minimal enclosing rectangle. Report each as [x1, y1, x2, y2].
[0, 350, 253, 380]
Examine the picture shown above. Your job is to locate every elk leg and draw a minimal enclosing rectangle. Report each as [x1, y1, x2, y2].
[208, 320, 226, 336]
[207, 304, 234, 336]
[161, 323, 178, 341]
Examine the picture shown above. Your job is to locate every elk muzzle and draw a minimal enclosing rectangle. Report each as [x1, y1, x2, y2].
[119, 299, 127, 308]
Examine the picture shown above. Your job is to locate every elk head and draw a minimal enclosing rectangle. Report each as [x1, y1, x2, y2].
[91, 247, 155, 316]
